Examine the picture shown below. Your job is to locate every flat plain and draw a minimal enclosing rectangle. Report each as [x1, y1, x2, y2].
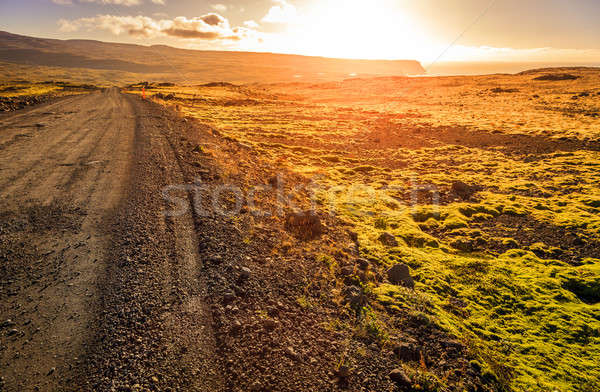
[130, 67, 600, 391]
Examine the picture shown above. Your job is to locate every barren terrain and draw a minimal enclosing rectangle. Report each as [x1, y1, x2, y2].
[0, 66, 599, 392]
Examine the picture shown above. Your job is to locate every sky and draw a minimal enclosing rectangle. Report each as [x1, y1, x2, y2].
[1, 0, 600, 65]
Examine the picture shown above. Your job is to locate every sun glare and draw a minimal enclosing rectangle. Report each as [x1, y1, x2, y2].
[289, 0, 431, 60]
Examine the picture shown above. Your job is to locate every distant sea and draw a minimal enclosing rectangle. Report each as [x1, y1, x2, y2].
[422, 61, 600, 76]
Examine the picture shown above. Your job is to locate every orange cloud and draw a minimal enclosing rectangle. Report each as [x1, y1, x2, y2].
[58, 13, 257, 41]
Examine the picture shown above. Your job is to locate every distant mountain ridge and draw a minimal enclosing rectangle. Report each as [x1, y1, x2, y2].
[0, 31, 425, 83]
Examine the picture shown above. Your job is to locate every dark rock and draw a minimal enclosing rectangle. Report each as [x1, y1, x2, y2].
[442, 339, 464, 351]
[450, 238, 473, 252]
[393, 343, 420, 362]
[230, 320, 242, 334]
[340, 265, 354, 276]
[240, 267, 251, 279]
[285, 346, 300, 360]
[451, 181, 482, 200]
[343, 285, 365, 307]
[389, 368, 411, 387]
[347, 230, 358, 242]
[337, 365, 351, 378]
[378, 232, 398, 247]
[268, 175, 281, 187]
[7, 329, 18, 336]
[0, 319, 15, 328]
[208, 255, 223, 264]
[387, 263, 414, 289]
[355, 258, 369, 270]
[263, 319, 278, 331]
[284, 210, 323, 240]
[223, 291, 236, 304]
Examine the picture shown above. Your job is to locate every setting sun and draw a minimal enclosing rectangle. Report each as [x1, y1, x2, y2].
[286, 0, 427, 60]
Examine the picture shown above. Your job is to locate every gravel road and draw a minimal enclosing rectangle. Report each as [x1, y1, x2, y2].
[0, 88, 222, 391]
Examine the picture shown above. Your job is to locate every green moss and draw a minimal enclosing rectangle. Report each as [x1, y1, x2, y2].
[162, 80, 600, 392]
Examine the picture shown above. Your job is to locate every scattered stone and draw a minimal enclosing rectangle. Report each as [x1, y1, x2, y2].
[47, 367, 55, 376]
[1, 319, 15, 328]
[355, 258, 369, 270]
[393, 343, 420, 362]
[7, 329, 18, 336]
[343, 285, 365, 307]
[442, 339, 465, 351]
[388, 368, 411, 387]
[378, 232, 398, 247]
[387, 263, 414, 289]
[340, 265, 354, 276]
[285, 346, 299, 360]
[337, 365, 351, 378]
[223, 291, 236, 304]
[208, 255, 223, 264]
[263, 319, 278, 331]
[284, 210, 324, 240]
[230, 320, 242, 334]
[240, 267, 251, 279]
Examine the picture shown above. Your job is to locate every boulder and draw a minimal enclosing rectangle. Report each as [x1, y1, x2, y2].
[389, 368, 411, 387]
[284, 210, 323, 240]
[451, 181, 481, 200]
[355, 258, 369, 270]
[378, 232, 398, 247]
[387, 263, 414, 289]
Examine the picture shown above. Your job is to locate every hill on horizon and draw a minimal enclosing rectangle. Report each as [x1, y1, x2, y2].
[0, 31, 425, 84]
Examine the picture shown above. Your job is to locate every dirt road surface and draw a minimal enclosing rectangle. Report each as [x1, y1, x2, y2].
[0, 88, 222, 391]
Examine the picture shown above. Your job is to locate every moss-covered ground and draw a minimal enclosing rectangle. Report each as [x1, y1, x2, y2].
[130, 68, 600, 391]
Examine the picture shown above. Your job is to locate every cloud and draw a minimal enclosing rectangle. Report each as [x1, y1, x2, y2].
[211, 4, 227, 12]
[79, 0, 143, 5]
[58, 13, 258, 41]
[54, 0, 165, 5]
[244, 20, 259, 29]
[261, 0, 297, 24]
